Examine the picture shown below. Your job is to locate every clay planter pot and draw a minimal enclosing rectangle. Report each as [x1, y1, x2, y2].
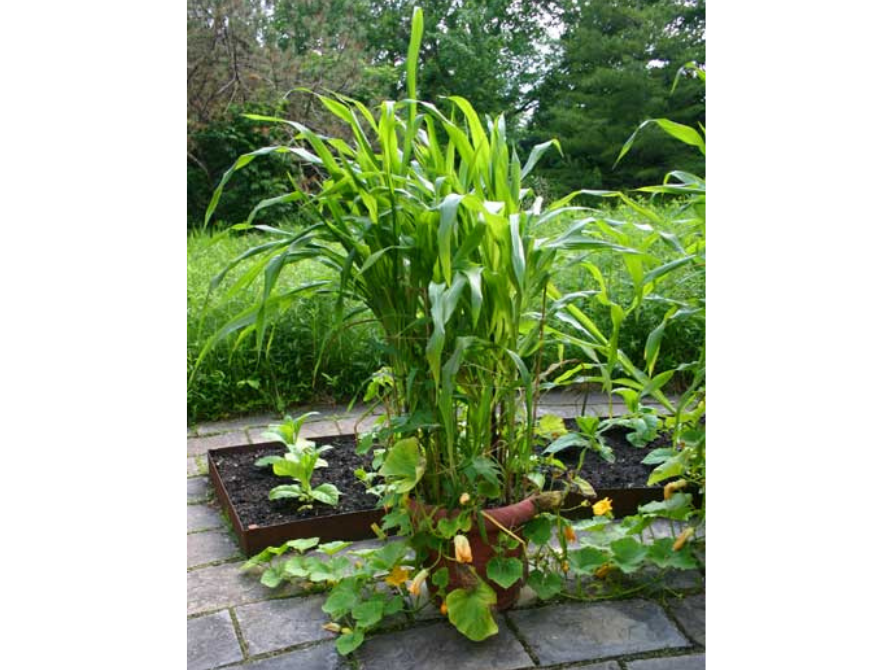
[408, 497, 539, 611]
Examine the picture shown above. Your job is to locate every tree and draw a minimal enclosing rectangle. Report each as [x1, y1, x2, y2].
[187, 0, 394, 225]
[366, 0, 565, 125]
[528, 0, 705, 193]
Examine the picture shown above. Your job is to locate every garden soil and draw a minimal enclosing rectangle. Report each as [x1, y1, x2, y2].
[211, 423, 663, 530]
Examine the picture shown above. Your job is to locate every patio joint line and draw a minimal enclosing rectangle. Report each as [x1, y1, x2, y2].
[503, 612, 541, 666]
[187, 555, 243, 573]
[228, 607, 250, 660]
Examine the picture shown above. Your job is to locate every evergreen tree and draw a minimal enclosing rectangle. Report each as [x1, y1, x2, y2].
[528, 0, 705, 193]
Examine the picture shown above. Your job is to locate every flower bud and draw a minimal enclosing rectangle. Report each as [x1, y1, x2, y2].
[322, 623, 341, 634]
[459, 492, 471, 505]
[673, 527, 695, 551]
[440, 602, 448, 616]
[663, 479, 687, 500]
[563, 525, 577, 542]
[408, 569, 429, 596]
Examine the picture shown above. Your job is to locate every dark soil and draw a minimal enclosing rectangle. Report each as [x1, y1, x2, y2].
[211, 422, 667, 529]
[546, 420, 667, 490]
[211, 435, 378, 527]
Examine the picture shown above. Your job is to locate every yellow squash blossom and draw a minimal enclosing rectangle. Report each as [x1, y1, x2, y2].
[592, 497, 613, 516]
[563, 525, 577, 542]
[408, 569, 429, 596]
[440, 602, 448, 616]
[454, 534, 473, 563]
[459, 492, 471, 505]
[595, 563, 612, 579]
[673, 527, 695, 551]
[384, 565, 411, 587]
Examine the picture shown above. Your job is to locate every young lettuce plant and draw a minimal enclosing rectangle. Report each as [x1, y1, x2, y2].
[254, 412, 341, 509]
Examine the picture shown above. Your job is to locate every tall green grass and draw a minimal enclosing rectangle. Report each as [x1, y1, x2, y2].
[187, 229, 384, 422]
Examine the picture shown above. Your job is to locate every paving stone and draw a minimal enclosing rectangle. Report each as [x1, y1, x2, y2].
[188, 529, 241, 568]
[570, 662, 622, 670]
[188, 477, 212, 503]
[668, 594, 705, 646]
[187, 457, 201, 477]
[188, 562, 302, 616]
[187, 610, 243, 670]
[508, 599, 688, 665]
[235, 595, 332, 656]
[197, 414, 278, 436]
[627, 653, 706, 670]
[188, 431, 249, 455]
[356, 617, 532, 670]
[240, 643, 348, 670]
[188, 504, 225, 532]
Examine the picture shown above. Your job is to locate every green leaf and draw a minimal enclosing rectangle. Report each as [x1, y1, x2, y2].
[369, 540, 410, 570]
[526, 569, 563, 600]
[524, 517, 553, 545]
[544, 432, 590, 455]
[268, 485, 306, 501]
[311, 483, 341, 506]
[536, 414, 567, 438]
[323, 579, 361, 617]
[352, 600, 385, 629]
[647, 453, 686, 486]
[336, 629, 365, 656]
[609, 537, 649, 574]
[642, 448, 676, 465]
[432, 567, 449, 589]
[446, 581, 499, 642]
[283, 556, 309, 578]
[437, 514, 471, 538]
[380, 437, 426, 493]
[647, 538, 698, 570]
[260, 566, 284, 588]
[486, 557, 524, 589]
[285, 537, 320, 554]
[317, 541, 352, 556]
[567, 547, 610, 575]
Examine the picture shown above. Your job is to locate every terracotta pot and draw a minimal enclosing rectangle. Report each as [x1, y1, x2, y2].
[408, 497, 539, 611]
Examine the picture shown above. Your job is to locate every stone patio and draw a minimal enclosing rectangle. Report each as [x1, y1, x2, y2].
[187, 392, 705, 670]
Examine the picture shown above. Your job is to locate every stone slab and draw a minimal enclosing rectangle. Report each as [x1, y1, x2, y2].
[188, 529, 241, 568]
[573, 663, 623, 670]
[187, 610, 243, 670]
[668, 594, 705, 646]
[508, 599, 688, 665]
[188, 477, 212, 504]
[196, 414, 278, 436]
[627, 653, 706, 670]
[188, 562, 301, 616]
[356, 617, 532, 670]
[235, 595, 332, 656]
[240, 643, 348, 670]
[189, 431, 249, 455]
[188, 504, 225, 532]
[187, 457, 200, 477]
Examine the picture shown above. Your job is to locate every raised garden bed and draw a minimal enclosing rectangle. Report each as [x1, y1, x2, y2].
[209, 427, 668, 557]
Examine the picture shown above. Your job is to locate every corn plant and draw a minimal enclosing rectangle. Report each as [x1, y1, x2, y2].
[199, 7, 610, 511]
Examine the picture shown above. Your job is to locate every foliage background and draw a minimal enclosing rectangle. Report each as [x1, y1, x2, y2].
[187, 0, 706, 421]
